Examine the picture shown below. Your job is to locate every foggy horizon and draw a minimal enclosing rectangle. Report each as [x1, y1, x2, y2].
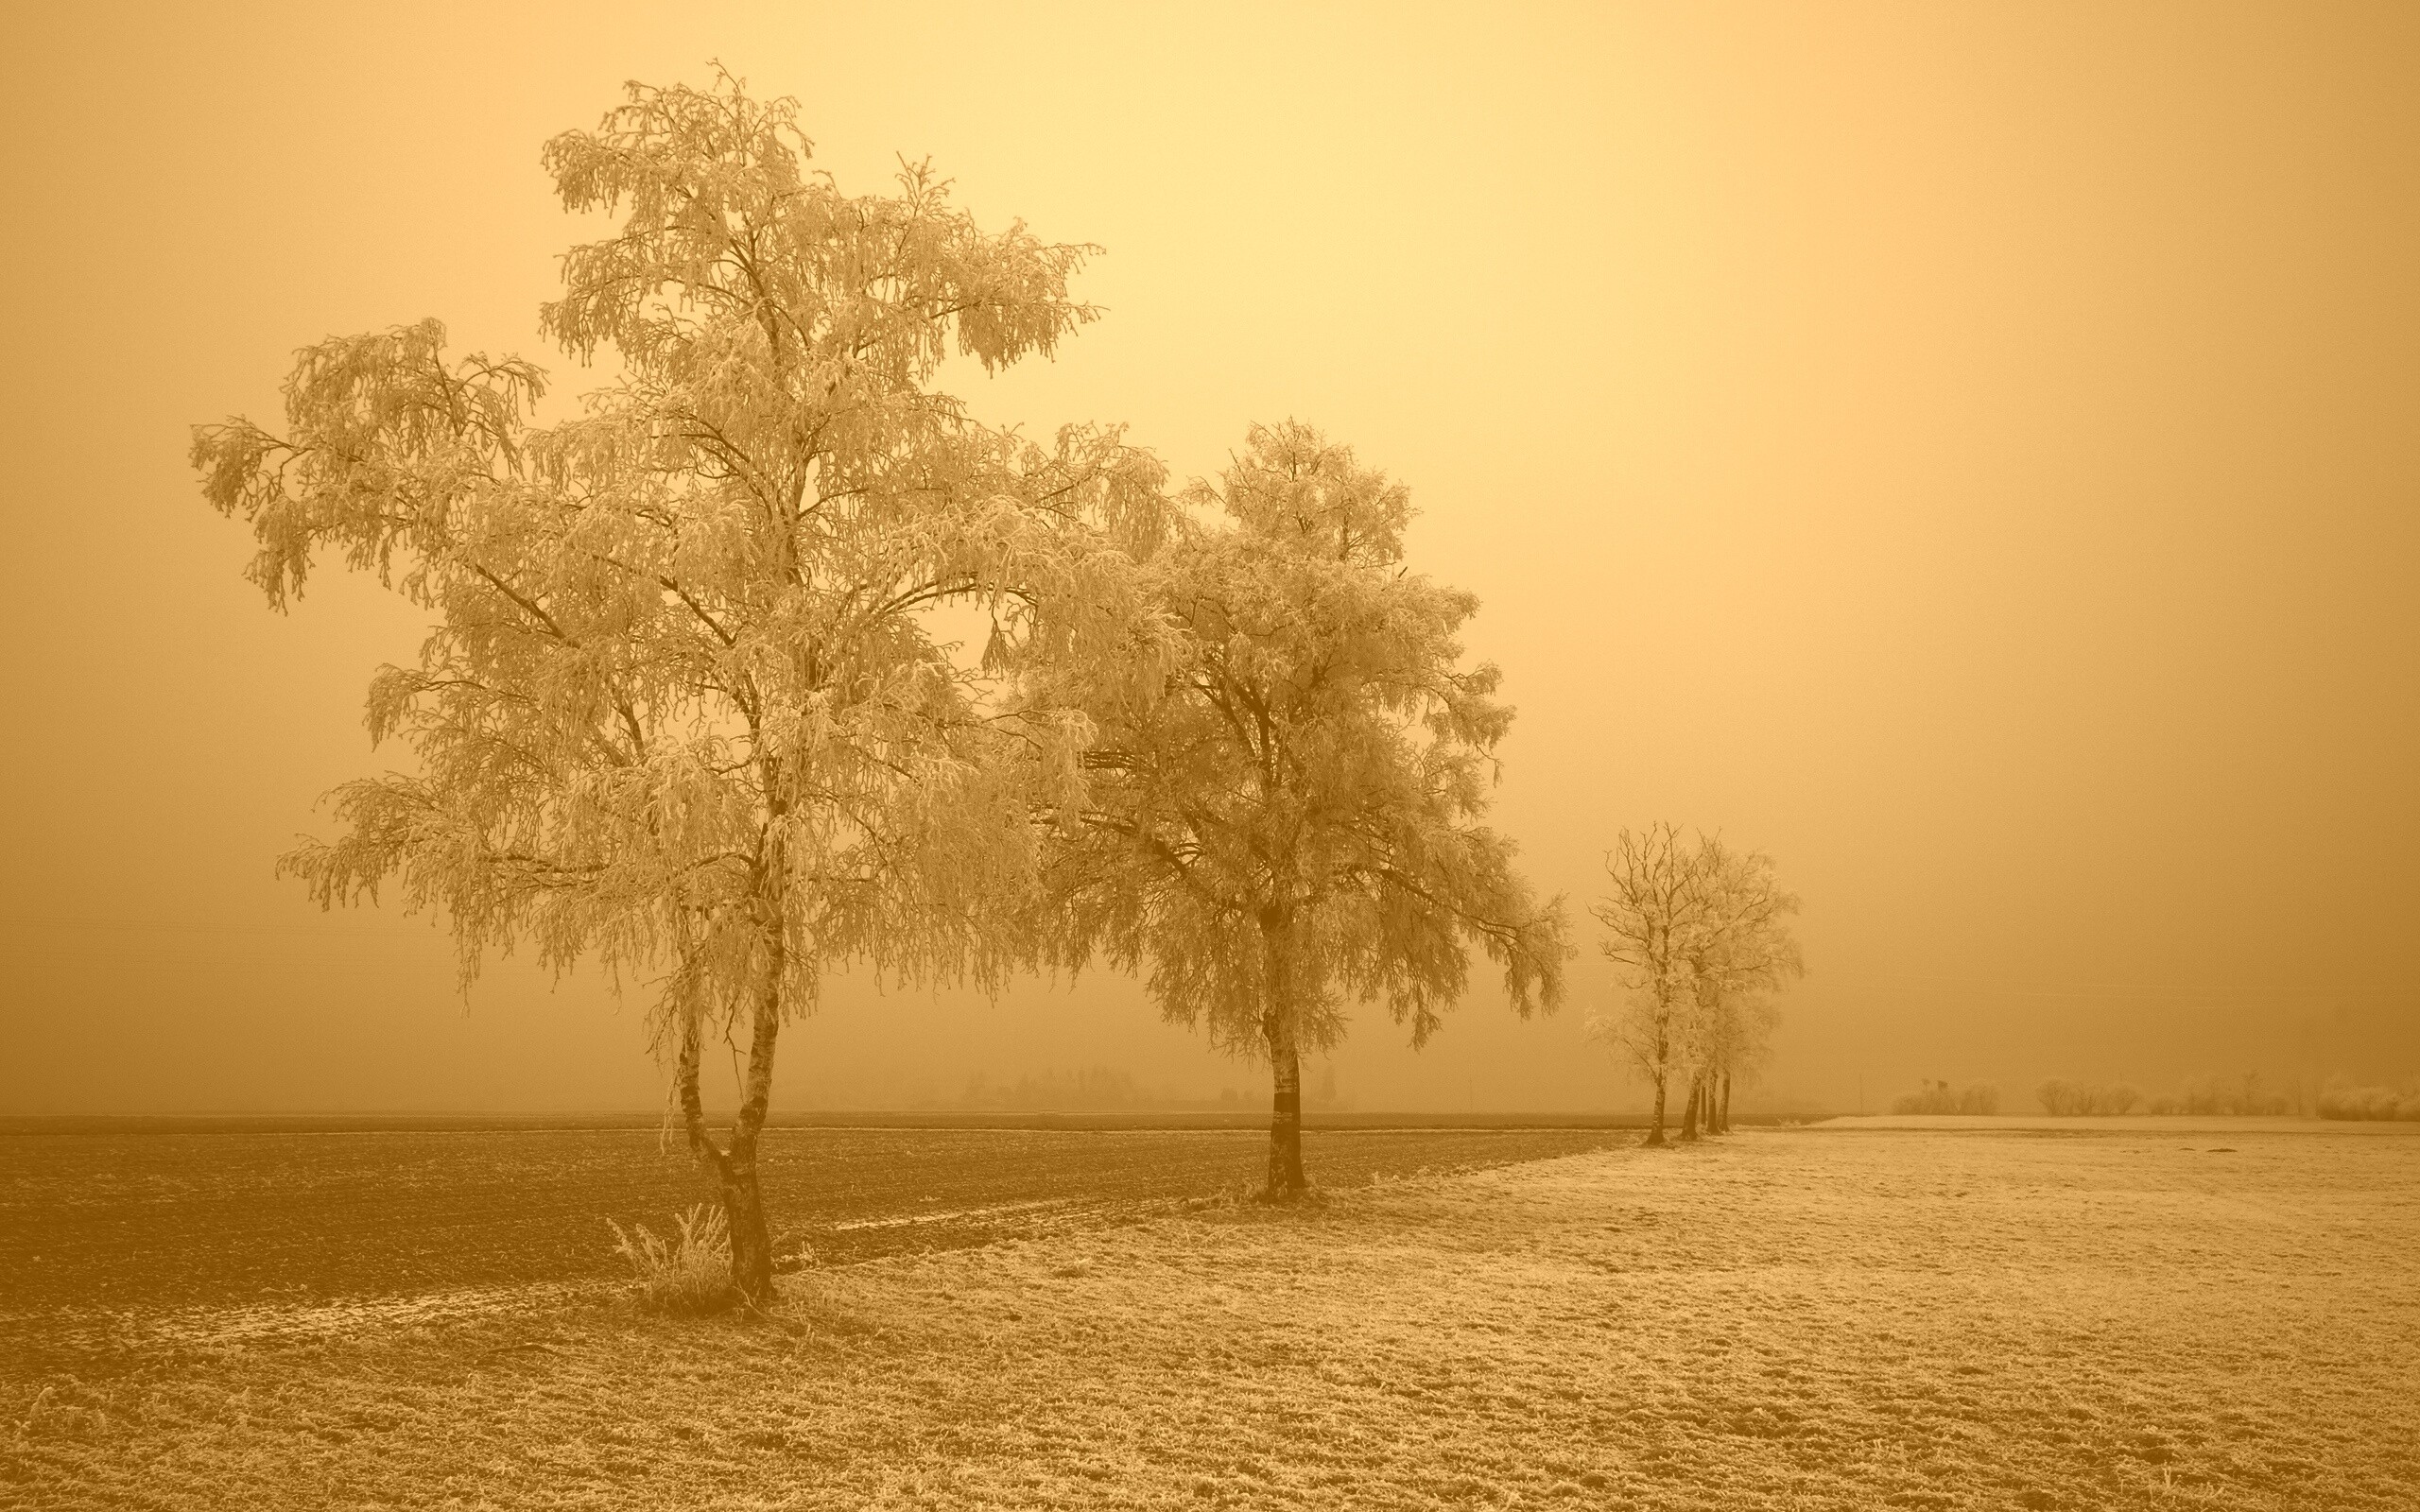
[4, 2, 2416, 1119]
[7, 10, 2418, 1511]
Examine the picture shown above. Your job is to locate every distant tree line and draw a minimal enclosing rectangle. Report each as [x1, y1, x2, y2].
[2317, 1081, 2420, 1121]
[1882, 1071, 2416, 1119]
[945, 1065, 1345, 1114]
[2152, 1074, 2297, 1117]
[1893, 1080, 1999, 1115]
[2036, 1079, 2139, 1116]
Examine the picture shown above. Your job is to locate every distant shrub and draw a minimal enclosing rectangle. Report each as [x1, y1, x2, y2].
[609, 1203, 738, 1315]
[2036, 1079, 2141, 1116]
[1892, 1079, 1999, 1115]
[2316, 1080, 2420, 1122]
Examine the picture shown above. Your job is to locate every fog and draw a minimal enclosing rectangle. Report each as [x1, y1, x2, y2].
[2, 2, 2413, 1115]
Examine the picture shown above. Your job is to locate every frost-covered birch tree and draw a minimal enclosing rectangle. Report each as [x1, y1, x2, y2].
[1588, 823, 1704, 1146]
[190, 72, 1167, 1302]
[1036, 422, 1569, 1199]
[1590, 828, 1800, 1143]
[1677, 839, 1801, 1136]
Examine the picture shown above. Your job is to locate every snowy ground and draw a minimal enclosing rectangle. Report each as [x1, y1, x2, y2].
[7, 1126, 2414, 1509]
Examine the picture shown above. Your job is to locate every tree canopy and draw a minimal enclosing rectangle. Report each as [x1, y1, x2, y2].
[192, 70, 1169, 1298]
[1040, 421, 1570, 1194]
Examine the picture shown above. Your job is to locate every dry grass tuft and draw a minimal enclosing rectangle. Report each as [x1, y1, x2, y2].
[608, 1204, 738, 1316]
[1251, 1183, 1329, 1209]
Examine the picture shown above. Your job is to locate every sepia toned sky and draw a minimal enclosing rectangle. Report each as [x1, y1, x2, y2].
[2, 2, 2414, 1115]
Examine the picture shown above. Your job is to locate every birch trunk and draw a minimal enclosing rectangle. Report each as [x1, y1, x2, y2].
[722, 972, 783, 1304]
[673, 937, 786, 1307]
[1266, 1030, 1307, 1199]
[717, 1140, 773, 1303]
[1260, 909, 1309, 1200]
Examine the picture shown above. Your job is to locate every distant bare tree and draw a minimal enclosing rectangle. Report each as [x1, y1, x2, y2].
[1698, 993, 1784, 1133]
[1676, 839, 1802, 1136]
[1589, 824, 1703, 1145]
[1590, 828, 1800, 1143]
[190, 72, 1167, 1303]
[1038, 423, 1570, 1198]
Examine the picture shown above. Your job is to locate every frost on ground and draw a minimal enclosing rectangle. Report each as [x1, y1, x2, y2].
[7, 1129, 2414, 1510]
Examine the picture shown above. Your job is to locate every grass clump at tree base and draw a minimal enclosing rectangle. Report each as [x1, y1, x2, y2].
[609, 1204, 739, 1316]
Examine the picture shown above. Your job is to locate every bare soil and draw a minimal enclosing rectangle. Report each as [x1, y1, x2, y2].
[0, 1125, 1626, 1364]
[6, 1126, 2414, 1509]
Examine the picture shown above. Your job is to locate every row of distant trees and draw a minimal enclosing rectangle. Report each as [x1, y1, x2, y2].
[2317, 1083, 2420, 1121]
[949, 1065, 1344, 1115]
[2035, 1080, 2140, 1116]
[1584, 825, 1804, 1144]
[1891, 1073, 2413, 1118]
[1893, 1079, 1999, 1115]
[191, 74, 1570, 1304]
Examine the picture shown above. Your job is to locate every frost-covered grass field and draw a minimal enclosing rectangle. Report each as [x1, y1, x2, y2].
[8, 1126, 2415, 1509]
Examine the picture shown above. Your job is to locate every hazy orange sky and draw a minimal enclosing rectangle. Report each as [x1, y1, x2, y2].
[2, 2, 2413, 1114]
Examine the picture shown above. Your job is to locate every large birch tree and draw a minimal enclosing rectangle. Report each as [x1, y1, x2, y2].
[1038, 423, 1569, 1199]
[190, 72, 1167, 1302]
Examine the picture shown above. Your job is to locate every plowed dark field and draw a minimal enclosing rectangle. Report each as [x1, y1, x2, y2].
[0, 1123, 1631, 1368]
